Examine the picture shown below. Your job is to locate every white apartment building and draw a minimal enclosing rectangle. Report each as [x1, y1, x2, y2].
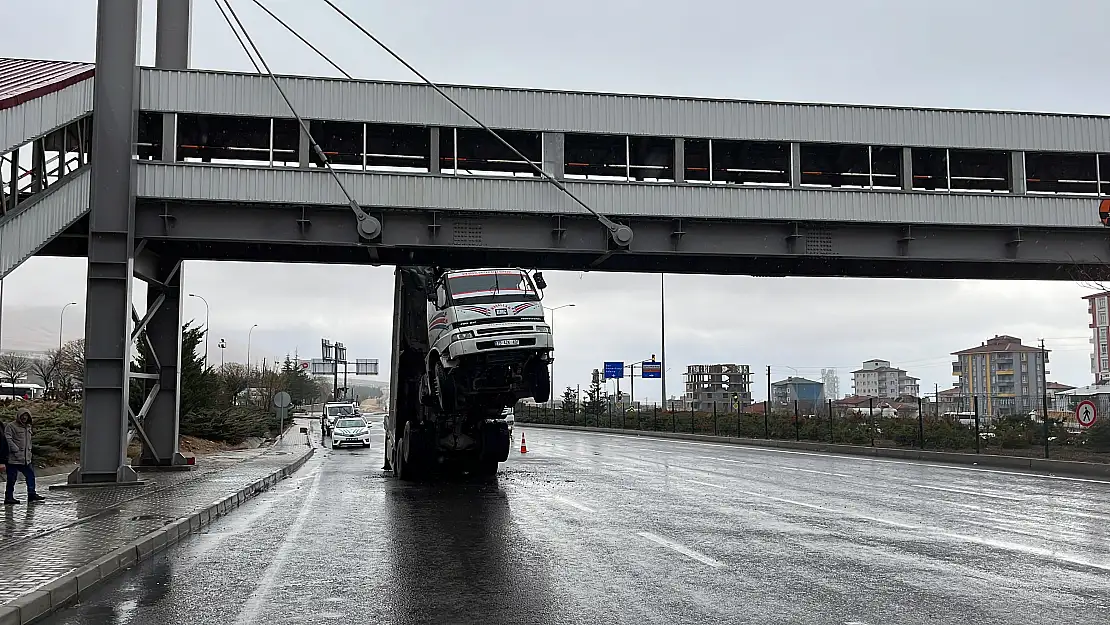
[851, 359, 920, 398]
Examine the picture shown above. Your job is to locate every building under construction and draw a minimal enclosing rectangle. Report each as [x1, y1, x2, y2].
[683, 364, 752, 410]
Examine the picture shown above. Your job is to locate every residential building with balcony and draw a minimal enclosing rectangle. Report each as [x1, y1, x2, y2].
[851, 359, 920, 398]
[951, 335, 1048, 417]
[1084, 291, 1110, 384]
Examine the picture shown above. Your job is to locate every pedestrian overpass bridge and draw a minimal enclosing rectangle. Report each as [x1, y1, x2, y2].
[6, 1, 1110, 485]
[8, 63, 1110, 281]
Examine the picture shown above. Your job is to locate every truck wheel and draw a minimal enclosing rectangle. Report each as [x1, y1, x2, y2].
[434, 362, 457, 412]
[395, 421, 422, 481]
[530, 361, 551, 404]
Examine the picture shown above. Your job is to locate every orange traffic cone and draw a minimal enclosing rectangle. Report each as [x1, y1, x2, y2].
[520, 433, 528, 454]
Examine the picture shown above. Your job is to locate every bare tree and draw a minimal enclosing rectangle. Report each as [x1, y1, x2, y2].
[28, 350, 63, 397]
[0, 353, 30, 399]
[56, 339, 86, 401]
[216, 363, 250, 406]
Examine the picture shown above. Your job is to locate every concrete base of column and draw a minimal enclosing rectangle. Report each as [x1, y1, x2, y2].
[55, 465, 145, 488]
[135, 452, 195, 471]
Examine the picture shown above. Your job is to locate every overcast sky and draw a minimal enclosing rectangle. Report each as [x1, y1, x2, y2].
[1, 0, 1106, 402]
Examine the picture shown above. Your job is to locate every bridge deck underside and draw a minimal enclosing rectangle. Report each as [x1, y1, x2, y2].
[38, 199, 1110, 281]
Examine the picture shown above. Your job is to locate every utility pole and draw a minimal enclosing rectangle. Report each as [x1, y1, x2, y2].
[765, 365, 771, 437]
[1041, 338, 1050, 459]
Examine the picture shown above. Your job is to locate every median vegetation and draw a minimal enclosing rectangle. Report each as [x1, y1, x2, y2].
[2, 322, 328, 467]
[516, 389, 1110, 463]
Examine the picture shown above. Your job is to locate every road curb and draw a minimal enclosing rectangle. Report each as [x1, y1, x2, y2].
[2, 446, 315, 625]
[520, 423, 1110, 478]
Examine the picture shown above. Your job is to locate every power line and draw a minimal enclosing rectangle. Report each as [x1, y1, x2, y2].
[216, 0, 379, 238]
[249, 0, 352, 79]
[213, 0, 262, 73]
[316, 0, 628, 242]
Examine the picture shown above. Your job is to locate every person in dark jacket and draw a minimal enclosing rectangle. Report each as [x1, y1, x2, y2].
[5, 409, 44, 504]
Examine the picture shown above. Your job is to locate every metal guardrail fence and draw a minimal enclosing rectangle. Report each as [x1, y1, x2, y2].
[515, 402, 1110, 463]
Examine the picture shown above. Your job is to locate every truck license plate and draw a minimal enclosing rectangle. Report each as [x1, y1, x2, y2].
[494, 339, 520, 347]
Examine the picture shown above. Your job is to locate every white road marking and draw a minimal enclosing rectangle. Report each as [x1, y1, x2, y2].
[912, 484, 1024, 502]
[783, 467, 853, 478]
[685, 479, 726, 490]
[637, 531, 725, 568]
[552, 495, 597, 514]
[232, 469, 324, 625]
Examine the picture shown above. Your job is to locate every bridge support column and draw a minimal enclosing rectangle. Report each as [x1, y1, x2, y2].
[68, 0, 143, 486]
[155, 0, 191, 162]
[901, 147, 913, 191]
[1009, 151, 1027, 194]
[789, 142, 801, 188]
[299, 121, 312, 168]
[673, 138, 685, 183]
[542, 132, 564, 180]
[135, 254, 189, 468]
[428, 127, 441, 174]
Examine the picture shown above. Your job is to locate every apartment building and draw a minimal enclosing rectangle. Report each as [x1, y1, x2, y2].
[951, 335, 1048, 417]
[851, 359, 920, 398]
[1084, 291, 1110, 383]
[683, 364, 752, 410]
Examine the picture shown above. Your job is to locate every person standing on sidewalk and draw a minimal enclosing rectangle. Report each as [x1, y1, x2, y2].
[5, 409, 44, 504]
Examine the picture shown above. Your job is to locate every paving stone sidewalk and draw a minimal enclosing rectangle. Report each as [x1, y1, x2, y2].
[0, 421, 318, 609]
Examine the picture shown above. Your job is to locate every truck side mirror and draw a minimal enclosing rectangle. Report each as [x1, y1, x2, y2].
[533, 272, 547, 290]
[435, 289, 448, 309]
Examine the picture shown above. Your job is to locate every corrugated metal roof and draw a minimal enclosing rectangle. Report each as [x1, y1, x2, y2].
[0, 58, 94, 111]
[141, 68, 1110, 152]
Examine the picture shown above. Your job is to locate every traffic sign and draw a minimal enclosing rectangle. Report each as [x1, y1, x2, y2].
[603, 361, 624, 379]
[272, 391, 292, 409]
[641, 361, 662, 378]
[1076, 399, 1097, 427]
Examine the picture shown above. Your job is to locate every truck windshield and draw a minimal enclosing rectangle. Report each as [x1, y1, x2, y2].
[447, 271, 539, 302]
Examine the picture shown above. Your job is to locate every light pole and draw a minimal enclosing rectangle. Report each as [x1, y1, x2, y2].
[218, 338, 226, 367]
[660, 273, 666, 410]
[58, 302, 77, 352]
[246, 324, 258, 372]
[188, 293, 210, 368]
[544, 304, 575, 413]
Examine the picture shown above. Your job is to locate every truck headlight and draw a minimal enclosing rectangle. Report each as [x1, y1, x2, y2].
[537, 325, 551, 333]
[453, 331, 475, 341]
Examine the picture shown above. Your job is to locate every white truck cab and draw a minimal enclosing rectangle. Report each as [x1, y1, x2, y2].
[424, 268, 553, 412]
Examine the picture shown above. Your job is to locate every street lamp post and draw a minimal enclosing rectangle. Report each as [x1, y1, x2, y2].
[188, 293, 210, 368]
[218, 338, 226, 367]
[543, 304, 575, 416]
[58, 302, 77, 352]
[246, 324, 258, 372]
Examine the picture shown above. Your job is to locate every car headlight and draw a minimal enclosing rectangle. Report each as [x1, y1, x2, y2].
[359, 429, 370, 436]
[453, 331, 475, 341]
[536, 325, 551, 333]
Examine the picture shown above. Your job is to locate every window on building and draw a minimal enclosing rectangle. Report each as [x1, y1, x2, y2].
[1101, 328, 1108, 342]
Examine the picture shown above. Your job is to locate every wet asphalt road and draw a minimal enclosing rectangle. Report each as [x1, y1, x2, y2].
[39, 419, 1110, 624]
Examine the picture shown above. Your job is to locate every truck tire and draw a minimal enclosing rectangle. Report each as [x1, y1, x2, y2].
[434, 361, 457, 413]
[530, 361, 551, 404]
[394, 421, 422, 480]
